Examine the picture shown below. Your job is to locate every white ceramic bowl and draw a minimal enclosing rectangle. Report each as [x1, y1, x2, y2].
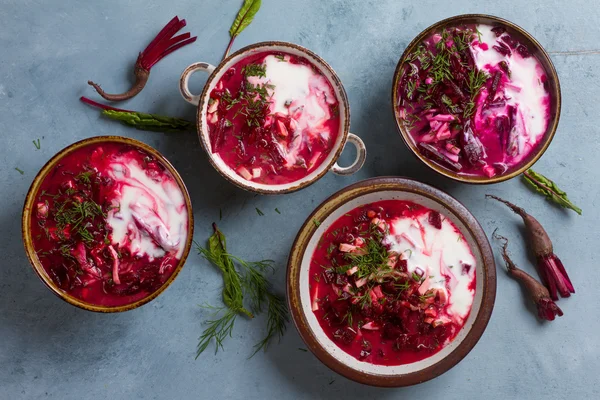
[287, 177, 496, 386]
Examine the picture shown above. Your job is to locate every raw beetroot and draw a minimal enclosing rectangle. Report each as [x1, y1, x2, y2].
[486, 195, 575, 300]
[88, 16, 196, 102]
[493, 231, 563, 321]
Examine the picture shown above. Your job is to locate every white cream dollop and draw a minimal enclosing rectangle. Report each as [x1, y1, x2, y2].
[471, 24, 550, 164]
[247, 55, 337, 169]
[106, 157, 188, 260]
[385, 212, 476, 322]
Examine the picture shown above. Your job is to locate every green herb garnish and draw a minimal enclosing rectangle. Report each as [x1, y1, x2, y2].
[33, 139, 41, 150]
[255, 207, 264, 216]
[15, 167, 24, 175]
[523, 169, 582, 215]
[196, 224, 288, 358]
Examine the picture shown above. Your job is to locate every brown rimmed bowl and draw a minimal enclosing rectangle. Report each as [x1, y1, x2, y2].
[287, 177, 496, 386]
[392, 14, 561, 184]
[21, 136, 194, 313]
[179, 41, 367, 195]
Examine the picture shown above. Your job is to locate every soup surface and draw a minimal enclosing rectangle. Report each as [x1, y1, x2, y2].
[309, 200, 476, 365]
[207, 51, 341, 185]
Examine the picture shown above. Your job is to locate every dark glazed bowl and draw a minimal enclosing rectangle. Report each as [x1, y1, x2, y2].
[287, 177, 496, 387]
[21, 136, 194, 313]
[392, 14, 561, 184]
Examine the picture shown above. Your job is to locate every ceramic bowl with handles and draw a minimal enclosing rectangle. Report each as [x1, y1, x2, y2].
[179, 41, 366, 194]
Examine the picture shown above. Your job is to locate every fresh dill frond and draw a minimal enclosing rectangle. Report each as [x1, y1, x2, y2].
[195, 225, 288, 358]
[196, 307, 237, 357]
[242, 63, 267, 78]
[249, 291, 289, 357]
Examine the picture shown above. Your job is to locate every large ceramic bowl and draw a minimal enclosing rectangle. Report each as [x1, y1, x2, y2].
[392, 14, 561, 184]
[21, 136, 194, 313]
[287, 177, 496, 386]
[179, 41, 366, 194]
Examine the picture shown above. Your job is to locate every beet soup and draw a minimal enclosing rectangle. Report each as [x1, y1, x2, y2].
[396, 24, 552, 178]
[30, 142, 189, 307]
[206, 51, 341, 185]
[309, 200, 476, 366]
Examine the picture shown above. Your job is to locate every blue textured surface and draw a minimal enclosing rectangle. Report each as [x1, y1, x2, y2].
[1, 1, 598, 399]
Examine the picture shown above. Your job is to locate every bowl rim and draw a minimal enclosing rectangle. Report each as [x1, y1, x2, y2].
[391, 14, 562, 184]
[195, 40, 351, 195]
[21, 135, 195, 313]
[286, 177, 496, 387]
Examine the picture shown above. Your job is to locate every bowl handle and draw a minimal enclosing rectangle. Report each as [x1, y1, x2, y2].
[331, 133, 367, 175]
[179, 62, 216, 106]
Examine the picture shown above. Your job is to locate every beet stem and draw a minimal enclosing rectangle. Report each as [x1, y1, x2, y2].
[79, 96, 131, 112]
[223, 37, 235, 60]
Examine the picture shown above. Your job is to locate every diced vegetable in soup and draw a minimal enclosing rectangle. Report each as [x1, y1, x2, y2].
[30, 143, 189, 307]
[397, 24, 552, 178]
[309, 200, 476, 365]
[207, 51, 341, 185]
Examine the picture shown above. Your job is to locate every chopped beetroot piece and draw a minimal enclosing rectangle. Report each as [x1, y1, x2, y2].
[333, 327, 357, 345]
[500, 35, 518, 49]
[487, 71, 503, 101]
[499, 61, 511, 76]
[516, 44, 531, 58]
[495, 115, 510, 149]
[491, 26, 506, 37]
[461, 122, 485, 166]
[506, 106, 519, 156]
[428, 211, 442, 229]
[493, 43, 512, 57]
[448, 80, 466, 100]
[418, 143, 463, 171]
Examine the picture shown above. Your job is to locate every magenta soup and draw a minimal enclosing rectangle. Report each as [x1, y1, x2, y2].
[396, 23, 552, 178]
[309, 200, 477, 366]
[30, 142, 189, 307]
[206, 51, 342, 185]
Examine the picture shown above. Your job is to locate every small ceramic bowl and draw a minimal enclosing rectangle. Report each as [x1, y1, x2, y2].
[179, 41, 366, 194]
[21, 136, 194, 313]
[392, 14, 561, 184]
[287, 177, 496, 386]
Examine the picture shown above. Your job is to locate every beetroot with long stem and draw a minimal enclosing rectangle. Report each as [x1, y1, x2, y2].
[88, 16, 196, 102]
[486, 194, 575, 300]
[492, 231, 563, 321]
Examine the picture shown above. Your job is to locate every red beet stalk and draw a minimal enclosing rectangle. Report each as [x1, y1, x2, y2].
[493, 231, 563, 321]
[88, 16, 197, 102]
[486, 195, 575, 300]
[79, 96, 131, 112]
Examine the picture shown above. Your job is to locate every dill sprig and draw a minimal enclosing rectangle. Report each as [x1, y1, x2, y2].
[196, 223, 288, 358]
[463, 69, 490, 119]
[242, 63, 267, 78]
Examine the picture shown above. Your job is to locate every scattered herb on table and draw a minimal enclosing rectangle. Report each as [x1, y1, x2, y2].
[88, 16, 196, 101]
[223, 0, 262, 60]
[255, 207, 264, 216]
[486, 195, 575, 300]
[274, 208, 281, 214]
[522, 169, 582, 215]
[196, 223, 288, 358]
[297, 348, 308, 352]
[219, 208, 223, 220]
[493, 230, 563, 321]
[15, 167, 24, 175]
[80, 97, 194, 133]
[33, 139, 41, 150]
